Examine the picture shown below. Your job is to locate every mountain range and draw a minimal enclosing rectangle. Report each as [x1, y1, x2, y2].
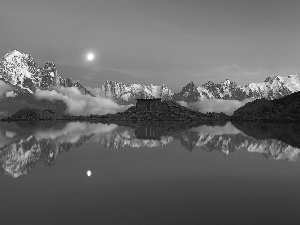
[100, 74, 300, 104]
[1, 50, 300, 109]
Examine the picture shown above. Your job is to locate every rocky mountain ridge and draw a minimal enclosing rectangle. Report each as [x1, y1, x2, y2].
[101, 75, 300, 104]
[1, 50, 300, 105]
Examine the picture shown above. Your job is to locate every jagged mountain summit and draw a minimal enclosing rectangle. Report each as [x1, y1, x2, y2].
[0, 50, 92, 95]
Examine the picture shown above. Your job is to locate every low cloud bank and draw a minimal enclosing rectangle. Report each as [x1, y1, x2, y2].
[35, 87, 131, 116]
[0, 81, 15, 97]
[178, 98, 255, 115]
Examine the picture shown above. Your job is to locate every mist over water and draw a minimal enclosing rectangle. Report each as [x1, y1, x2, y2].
[35, 87, 132, 115]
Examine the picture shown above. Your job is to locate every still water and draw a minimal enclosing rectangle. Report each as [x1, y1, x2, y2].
[1, 121, 300, 225]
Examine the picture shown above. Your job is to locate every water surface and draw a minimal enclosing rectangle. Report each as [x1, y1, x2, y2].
[1, 121, 300, 225]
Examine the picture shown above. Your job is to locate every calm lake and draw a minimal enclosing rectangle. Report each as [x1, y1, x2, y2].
[1, 121, 300, 225]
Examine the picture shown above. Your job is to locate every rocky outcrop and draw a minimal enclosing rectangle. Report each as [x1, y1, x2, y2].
[231, 91, 300, 121]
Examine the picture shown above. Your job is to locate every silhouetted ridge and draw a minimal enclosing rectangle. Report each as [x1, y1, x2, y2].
[232, 91, 300, 121]
[119, 100, 229, 121]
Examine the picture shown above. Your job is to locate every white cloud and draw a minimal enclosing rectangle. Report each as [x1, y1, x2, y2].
[178, 98, 254, 115]
[0, 81, 15, 97]
[35, 86, 131, 115]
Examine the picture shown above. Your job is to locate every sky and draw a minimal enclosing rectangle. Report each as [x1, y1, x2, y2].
[0, 0, 300, 91]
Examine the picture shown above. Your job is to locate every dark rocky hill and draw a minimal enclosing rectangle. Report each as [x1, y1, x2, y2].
[10, 108, 64, 121]
[0, 92, 67, 117]
[96, 100, 230, 122]
[232, 91, 300, 121]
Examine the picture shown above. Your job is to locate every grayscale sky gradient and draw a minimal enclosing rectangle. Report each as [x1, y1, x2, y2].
[1, 0, 299, 91]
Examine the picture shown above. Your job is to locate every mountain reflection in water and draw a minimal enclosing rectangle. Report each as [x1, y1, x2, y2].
[1, 121, 300, 178]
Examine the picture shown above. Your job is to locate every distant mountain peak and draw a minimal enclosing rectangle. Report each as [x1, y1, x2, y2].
[221, 78, 234, 84]
[4, 50, 26, 58]
[264, 75, 279, 82]
[203, 81, 215, 86]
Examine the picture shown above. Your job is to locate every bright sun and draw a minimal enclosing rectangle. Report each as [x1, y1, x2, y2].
[87, 53, 94, 61]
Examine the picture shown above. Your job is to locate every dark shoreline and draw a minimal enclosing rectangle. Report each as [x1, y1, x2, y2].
[3, 116, 300, 123]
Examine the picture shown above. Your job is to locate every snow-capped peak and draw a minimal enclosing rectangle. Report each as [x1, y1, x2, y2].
[0, 50, 92, 95]
[221, 79, 235, 86]
[0, 50, 38, 92]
